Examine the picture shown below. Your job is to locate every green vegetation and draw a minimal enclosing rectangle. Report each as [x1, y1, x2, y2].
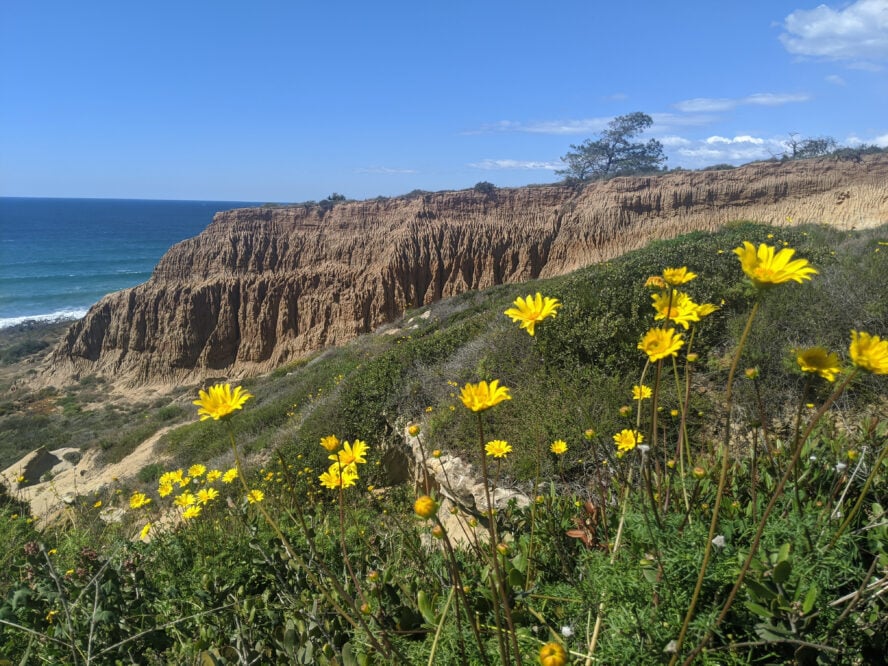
[1, 222, 886, 664]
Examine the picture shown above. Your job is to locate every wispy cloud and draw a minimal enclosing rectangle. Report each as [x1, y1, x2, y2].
[674, 93, 810, 113]
[471, 112, 714, 136]
[847, 132, 888, 147]
[705, 135, 766, 145]
[825, 74, 846, 86]
[355, 166, 417, 175]
[468, 159, 561, 171]
[780, 0, 888, 64]
[668, 134, 789, 167]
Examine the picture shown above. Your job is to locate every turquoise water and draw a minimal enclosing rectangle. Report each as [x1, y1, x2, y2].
[0, 198, 257, 328]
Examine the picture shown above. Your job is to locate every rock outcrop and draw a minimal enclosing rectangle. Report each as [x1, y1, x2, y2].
[47, 155, 888, 386]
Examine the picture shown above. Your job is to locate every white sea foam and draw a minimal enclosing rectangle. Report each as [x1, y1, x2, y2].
[0, 308, 89, 330]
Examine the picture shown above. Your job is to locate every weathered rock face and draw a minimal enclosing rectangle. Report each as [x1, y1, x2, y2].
[47, 156, 888, 386]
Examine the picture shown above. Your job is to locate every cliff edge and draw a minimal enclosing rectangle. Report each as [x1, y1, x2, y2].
[46, 155, 888, 386]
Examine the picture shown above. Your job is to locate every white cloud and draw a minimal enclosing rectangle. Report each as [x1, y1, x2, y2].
[847, 132, 888, 146]
[705, 135, 766, 145]
[825, 74, 846, 85]
[780, 0, 888, 62]
[659, 135, 693, 147]
[355, 167, 417, 175]
[468, 159, 561, 170]
[674, 93, 809, 113]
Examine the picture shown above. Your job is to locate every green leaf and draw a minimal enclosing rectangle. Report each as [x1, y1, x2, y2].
[777, 542, 792, 563]
[755, 622, 793, 642]
[744, 601, 774, 619]
[802, 585, 818, 615]
[773, 560, 792, 585]
[417, 590, 438, 626]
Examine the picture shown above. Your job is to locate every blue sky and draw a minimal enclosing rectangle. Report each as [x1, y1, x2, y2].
[1, 0, 886, 202]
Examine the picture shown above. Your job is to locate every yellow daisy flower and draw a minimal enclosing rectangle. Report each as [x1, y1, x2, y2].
[632, 384, 652, 400]
[504, 293, 561, 336]
[222, 468, 238, 484]
[197, 488, 219, 505]
[459, 380, 511, 412]
[849, 330, 888, 375]
[129, 492, 151, 509]
[319, 463, 359, 490]
[159, 469, 184, 486]
[246, 489, 264, 504]
[550, 440, 568, 455]
[320, 434, 340, 452]
[181, 505, 202, 521]
[485, 440, 512, 458]
[796, 347, 841, 382]
[158, 482, 174, 498]
[193, 383, 252, 421]
[329, 440, 369, 467]
[139, 522, 152, 540]
[651, 291, 701, 329]
[188, 464, 206, 478]
[662, 267, 697, 286]
[613, 429, 644, 453]
[174, 492, 196, 508]
[733, 241, 817, 288]
[206, 469, 222, 483]
[638, 327, 685, 362]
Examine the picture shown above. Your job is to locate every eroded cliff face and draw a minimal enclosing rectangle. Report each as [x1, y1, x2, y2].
[48, 156, 888, 386]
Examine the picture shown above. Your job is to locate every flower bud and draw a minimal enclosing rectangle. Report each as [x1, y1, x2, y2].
[413, 495, 438, 519]
[692, 466, 706, 479]
[408, 424, 420, 437]
[744, 367, 759, 380]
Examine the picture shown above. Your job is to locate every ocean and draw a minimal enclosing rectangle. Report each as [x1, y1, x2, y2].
[0, 197, 257, 329]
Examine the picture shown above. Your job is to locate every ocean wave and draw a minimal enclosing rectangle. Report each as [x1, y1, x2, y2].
[0, 308, 88, 330]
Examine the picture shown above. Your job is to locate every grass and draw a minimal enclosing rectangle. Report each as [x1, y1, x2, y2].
[0, 222, 886, 664]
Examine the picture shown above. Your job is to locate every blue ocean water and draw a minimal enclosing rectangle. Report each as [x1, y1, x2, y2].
[0, 198, 257, 328]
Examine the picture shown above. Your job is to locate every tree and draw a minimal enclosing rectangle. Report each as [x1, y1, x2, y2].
[556, 112, 666, 182]
[785, 133, 838, 160]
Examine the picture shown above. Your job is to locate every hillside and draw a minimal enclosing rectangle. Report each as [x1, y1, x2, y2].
[43, 155, 888, 387]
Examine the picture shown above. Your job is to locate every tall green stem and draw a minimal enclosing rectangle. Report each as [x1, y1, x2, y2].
[669, 300, 760, 665]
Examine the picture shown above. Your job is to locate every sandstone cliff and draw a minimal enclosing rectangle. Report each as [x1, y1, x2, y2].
[47, 155, 888, 386]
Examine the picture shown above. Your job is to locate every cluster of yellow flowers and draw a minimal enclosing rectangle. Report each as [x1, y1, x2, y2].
[318, 436, 369, 490]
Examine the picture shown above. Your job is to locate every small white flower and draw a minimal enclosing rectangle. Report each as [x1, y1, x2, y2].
[637, 445, 650, 454]
[711, 535, 726, 549]
[560, 625, 574, 638]
[809, 455, 817, 462]
[835, 462, 847, 473]
[664, 640, 678, 654]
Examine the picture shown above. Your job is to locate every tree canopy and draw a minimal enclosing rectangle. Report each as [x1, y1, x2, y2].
[556, 112, 666, 182]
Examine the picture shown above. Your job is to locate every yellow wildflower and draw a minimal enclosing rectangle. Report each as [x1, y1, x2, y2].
[550, 440, 568, 455]
[193, 383, 252, 421]
[159, 470, 182, 486]
[485, 440, 512, 458]
[206, 469, 222, 483]
[158, 482, 174, 498]
[849, 330, 888, 375]
[320, 434, 340, 452]
[188, 464, 206, 478]
[638, 327, 685, 362]
[503, 292, 561, 336]
[632, 384, 652, 400]
[93, 500, 102, 508]
[222, 468, 238, 484]
[459, 380, 511, 412]
[129, 492, 151, 509]
[139, 522, 151, 540]
[174, 492, 196, 508]
[246, 489, 264, 504]
[330, 439, 369, 466]
[651, 291, 701, 329]
[796, 347, 841, 382]
[662, 267, 697, 286]
[319, 462, 359, 490]
[181, 505, 202, 521]
[613, 429, 643, 453]
[733, 241, 817, 288]
[197, 488, 219, 505]
[644, 275, 667, 289]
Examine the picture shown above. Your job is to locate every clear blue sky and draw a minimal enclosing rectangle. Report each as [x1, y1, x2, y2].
[2, 0, 886, 202]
